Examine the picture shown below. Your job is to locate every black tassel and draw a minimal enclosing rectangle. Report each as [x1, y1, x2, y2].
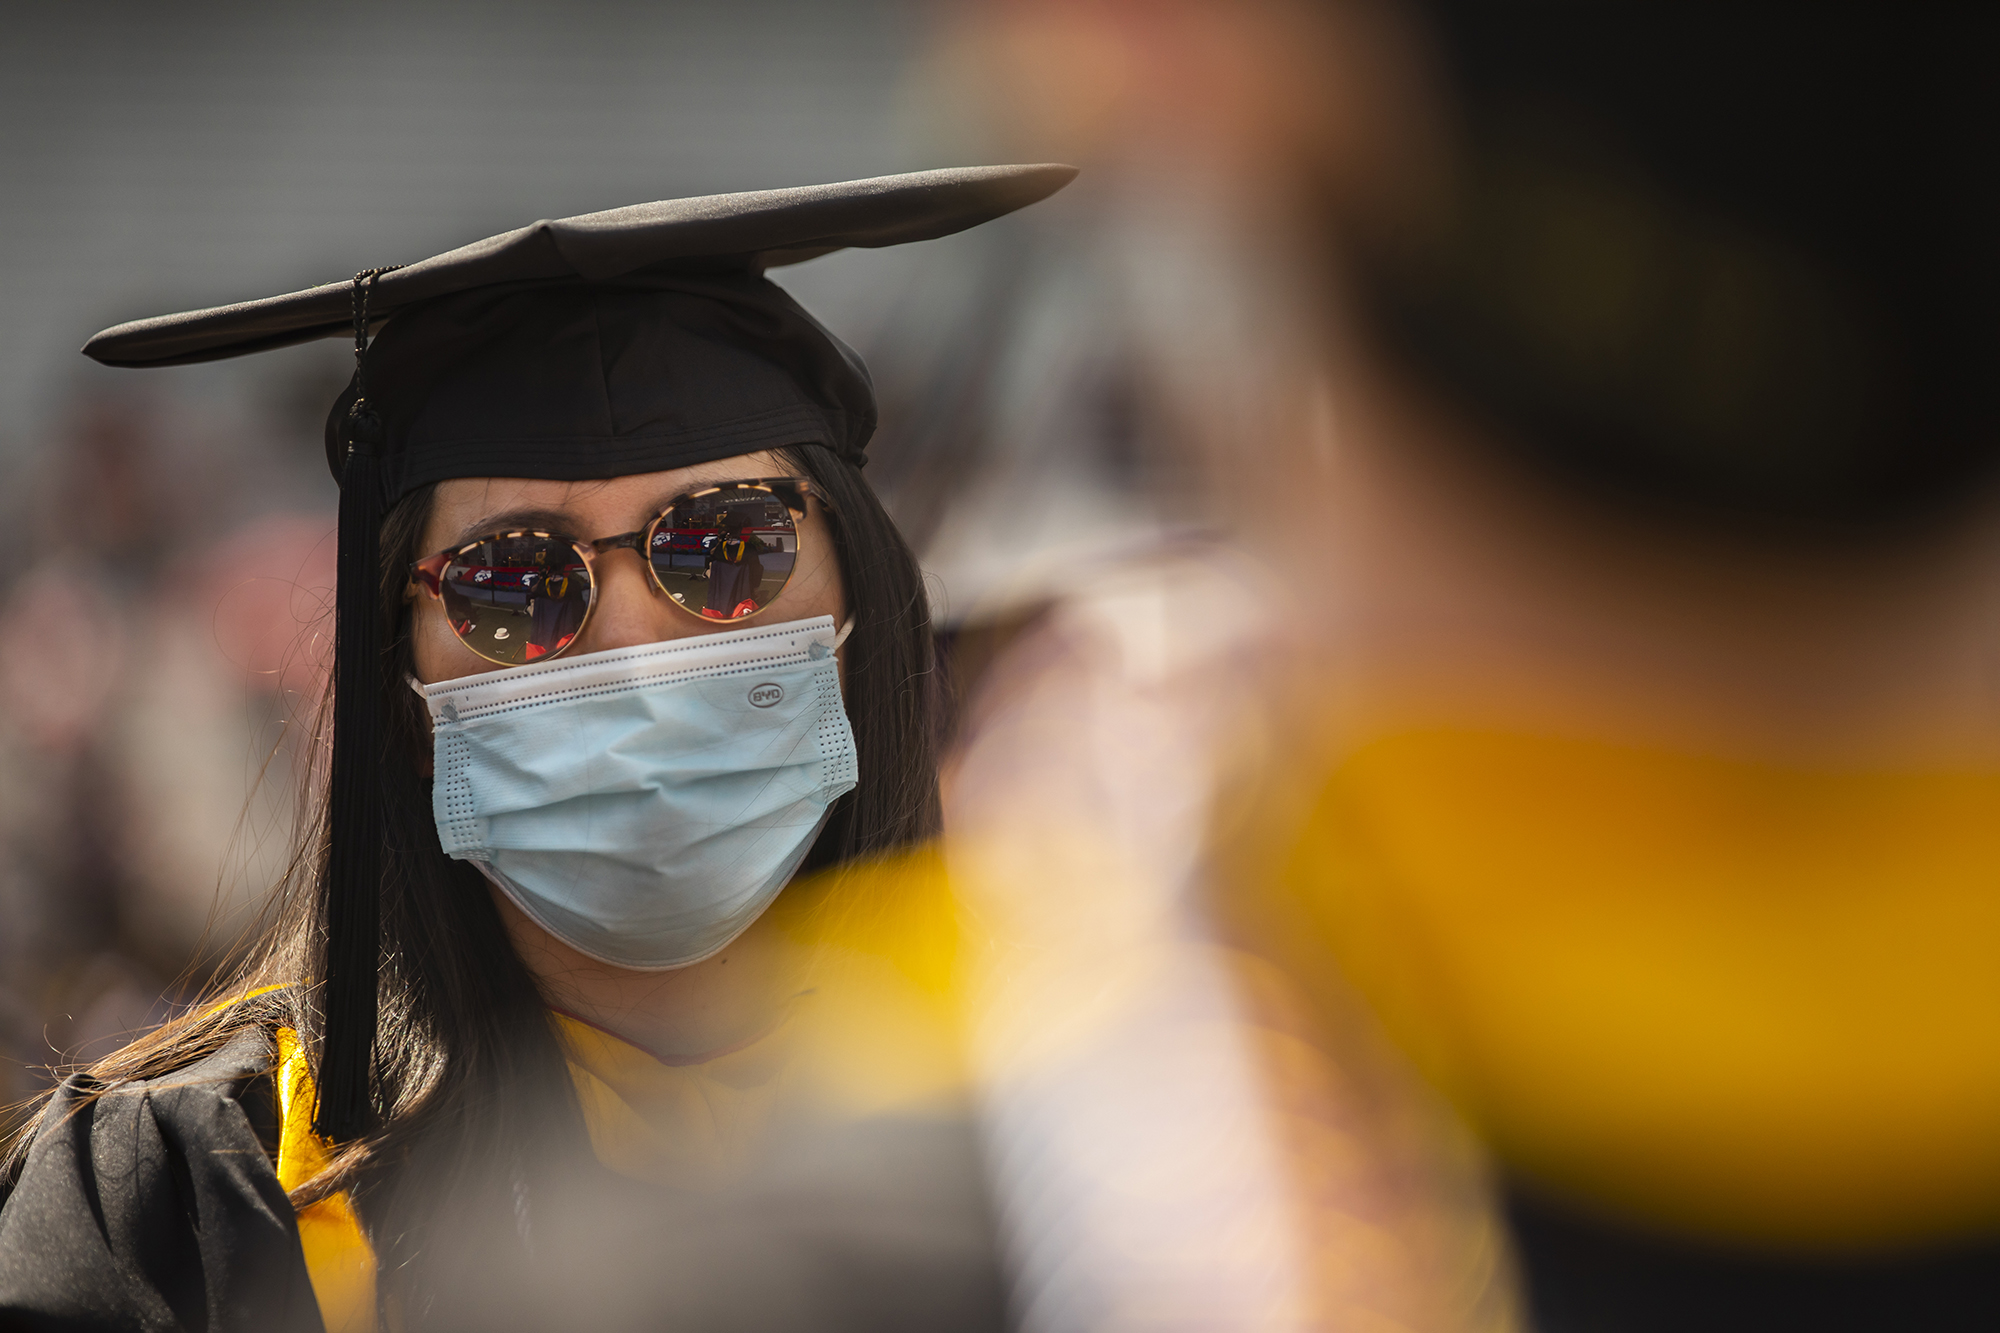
[315, 410, 384, 1142]
[313, 269, 398, 1142]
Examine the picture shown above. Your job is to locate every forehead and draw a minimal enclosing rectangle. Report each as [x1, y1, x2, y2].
[425, 450, 793, 546]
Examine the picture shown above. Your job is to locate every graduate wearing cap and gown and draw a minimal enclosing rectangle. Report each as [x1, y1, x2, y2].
[0, 165, 1073, 1333]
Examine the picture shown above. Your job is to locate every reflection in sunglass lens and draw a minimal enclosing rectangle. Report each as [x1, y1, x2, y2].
[438, 533, 592, 665]
[648, 486, 799, 622]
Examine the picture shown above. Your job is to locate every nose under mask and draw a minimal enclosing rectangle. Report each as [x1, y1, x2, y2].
[419, 614, 859, 969]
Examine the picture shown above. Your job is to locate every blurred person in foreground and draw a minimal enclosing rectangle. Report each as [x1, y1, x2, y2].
[1249, 8, 2000, 1329]
[906, 4, 1524, 1330]
[0, 166, 1072, 1332]
[924, 2, 2000, 1330]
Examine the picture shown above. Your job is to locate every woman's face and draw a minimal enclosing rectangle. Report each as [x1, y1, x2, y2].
[411, 450, 846, 686]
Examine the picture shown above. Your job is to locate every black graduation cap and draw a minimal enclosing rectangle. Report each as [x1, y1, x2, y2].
[82, 164, 1076, 1140]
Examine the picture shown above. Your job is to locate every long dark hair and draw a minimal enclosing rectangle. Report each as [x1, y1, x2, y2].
[2, 441, 941, 1305]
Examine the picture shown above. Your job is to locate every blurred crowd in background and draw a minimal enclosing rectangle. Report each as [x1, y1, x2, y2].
[5, 2, 1999, 1329]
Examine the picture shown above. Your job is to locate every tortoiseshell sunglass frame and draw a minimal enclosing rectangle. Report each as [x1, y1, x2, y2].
[408, 477, 825, 667]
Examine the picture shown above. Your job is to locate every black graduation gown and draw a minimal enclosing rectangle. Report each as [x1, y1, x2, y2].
[0, 1026, 324, 1332]
[0, 1028, 1011, 1333]
[1505, 1184, 2000, 1333]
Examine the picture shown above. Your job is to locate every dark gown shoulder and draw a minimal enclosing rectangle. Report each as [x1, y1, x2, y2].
[1506, 1182, 2000, 1333]
[0, 1024, 324, 1333]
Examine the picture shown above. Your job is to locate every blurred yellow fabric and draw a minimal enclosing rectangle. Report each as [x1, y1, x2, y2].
[277, 846, 970, 1333]
[565, 844, 973, 1186]
[1281, 727, 2000, 1247]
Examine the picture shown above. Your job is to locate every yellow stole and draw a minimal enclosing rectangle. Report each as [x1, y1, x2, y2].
[272, 1029, 377, 1333]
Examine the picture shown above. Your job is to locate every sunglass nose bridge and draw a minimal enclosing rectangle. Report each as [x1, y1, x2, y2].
[585, 528, 652, 557]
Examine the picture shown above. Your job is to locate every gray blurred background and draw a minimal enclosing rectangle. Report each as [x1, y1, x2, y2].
[1, 0, 943, 441]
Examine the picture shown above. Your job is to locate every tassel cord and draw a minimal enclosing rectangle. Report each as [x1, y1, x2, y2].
[313, 267, 399, 1141]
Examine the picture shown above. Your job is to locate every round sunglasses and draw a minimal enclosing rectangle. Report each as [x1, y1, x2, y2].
[410, 478, 824, 666]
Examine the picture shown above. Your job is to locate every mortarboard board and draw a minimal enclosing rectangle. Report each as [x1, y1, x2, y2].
[82, 164, 1076, 1140]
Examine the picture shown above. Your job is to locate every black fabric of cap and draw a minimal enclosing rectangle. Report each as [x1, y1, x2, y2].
[80, 164, 1075, 1144]
[328, 272, 879, 507]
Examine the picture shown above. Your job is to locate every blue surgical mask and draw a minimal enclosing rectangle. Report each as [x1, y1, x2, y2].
[420, 614, 858, 969]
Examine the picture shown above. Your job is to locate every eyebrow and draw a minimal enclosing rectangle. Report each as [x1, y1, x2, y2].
[444, 489, 686, 550]
[447, 507, 590, 549]
[443, 468, 797, 550]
